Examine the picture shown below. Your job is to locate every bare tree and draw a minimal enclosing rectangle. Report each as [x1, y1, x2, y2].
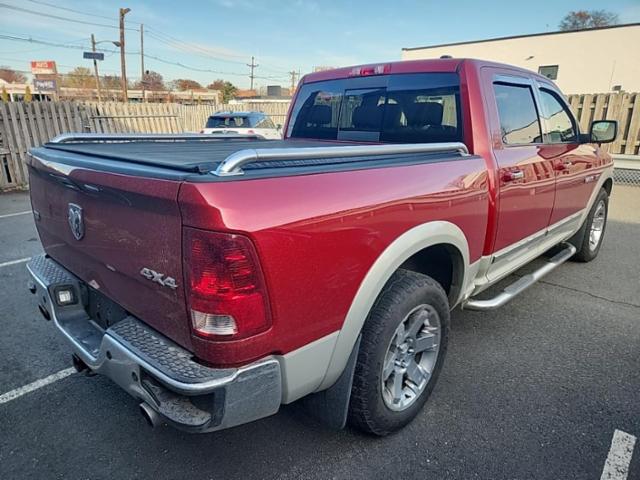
[136, 70, 165, 91]
[559, 10, 619, 31]
[0, 66, 27, 83]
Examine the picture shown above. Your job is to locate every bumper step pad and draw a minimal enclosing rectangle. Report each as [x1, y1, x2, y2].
[109, 318, 235, 385]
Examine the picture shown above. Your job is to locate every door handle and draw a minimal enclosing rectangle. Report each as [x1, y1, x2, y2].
[503, 170, 524, 182]
[555, 161, 573, 171]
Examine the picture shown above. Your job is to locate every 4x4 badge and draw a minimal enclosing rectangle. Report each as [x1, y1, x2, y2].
[140, 267, 178, 289]
[67, 203, 84, 240]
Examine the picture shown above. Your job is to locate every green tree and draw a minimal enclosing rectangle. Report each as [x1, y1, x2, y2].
[559, 10, 619, 31]
[24, 85, 32, 102]
[1, 85, 9, 102]
[207, 79, 237, 103]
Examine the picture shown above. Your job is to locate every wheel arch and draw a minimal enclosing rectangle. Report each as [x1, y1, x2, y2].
[602, 177, 613, 196]
[316, 220, 470, 391]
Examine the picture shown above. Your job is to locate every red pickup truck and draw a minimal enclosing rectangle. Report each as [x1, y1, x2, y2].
[26, 59, 616, 436]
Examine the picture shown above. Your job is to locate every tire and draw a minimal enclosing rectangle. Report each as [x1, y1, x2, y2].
[571, 188, 609, 262]
[348, 269, 450, 436]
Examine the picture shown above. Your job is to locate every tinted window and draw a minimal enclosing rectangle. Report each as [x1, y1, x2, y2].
[287, 73, 462, 143]
[288, 81, 342, 139]
[494, 83, 542, 145]
[206, 116, 252, 128]
[538, 89, 577, 143]
[381, 73, 461, 143]
[255, 116, 276, 129]
[337, 88, 386, 141]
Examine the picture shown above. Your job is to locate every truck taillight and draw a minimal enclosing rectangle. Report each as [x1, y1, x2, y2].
[184, 228, 271, 340]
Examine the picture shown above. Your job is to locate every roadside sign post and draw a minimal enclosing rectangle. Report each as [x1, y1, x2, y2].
[30, 60, 59, 100]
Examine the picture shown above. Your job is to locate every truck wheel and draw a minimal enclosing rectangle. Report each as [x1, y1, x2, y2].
[572, 188, 609, 262]
[348, 269, 449, 436]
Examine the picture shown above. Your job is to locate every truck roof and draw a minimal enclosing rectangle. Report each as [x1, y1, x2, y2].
[302, 58, 550, 85]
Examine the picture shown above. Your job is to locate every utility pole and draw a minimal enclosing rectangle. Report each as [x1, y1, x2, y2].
[140, 24, 145, 102]
[247, 56, 258, 91]
[119, 7, 131, 102]
[289, 70, 298, 94]
[91, 34, 102, 102]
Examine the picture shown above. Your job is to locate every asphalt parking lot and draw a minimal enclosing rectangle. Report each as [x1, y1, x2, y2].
[0, 187, 638, 480]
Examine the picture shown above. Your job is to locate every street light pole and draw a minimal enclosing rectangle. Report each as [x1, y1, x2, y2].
[119, 7, 131, 102]
[90, 34, 102, 103]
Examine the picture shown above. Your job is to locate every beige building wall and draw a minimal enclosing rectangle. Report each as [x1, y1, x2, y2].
[401, 24, 640, 94]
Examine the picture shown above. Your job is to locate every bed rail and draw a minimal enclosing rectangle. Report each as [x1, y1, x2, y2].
[212, 142, 470, 177]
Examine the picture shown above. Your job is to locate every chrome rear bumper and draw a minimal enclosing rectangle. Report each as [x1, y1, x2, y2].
[27, 254, 282, 433]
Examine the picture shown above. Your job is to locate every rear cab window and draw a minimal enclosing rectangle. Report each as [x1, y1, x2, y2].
[287, 73, 462, 144]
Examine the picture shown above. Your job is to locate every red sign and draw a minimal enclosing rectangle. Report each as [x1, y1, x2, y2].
[30, 60, 57, 75]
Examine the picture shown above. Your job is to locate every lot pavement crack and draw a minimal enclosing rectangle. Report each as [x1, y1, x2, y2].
[537, 278, 640, 309]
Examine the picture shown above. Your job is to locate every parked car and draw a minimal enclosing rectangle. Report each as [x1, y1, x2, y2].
[26, 58, 616, 436]
[200, 111, 281, 139]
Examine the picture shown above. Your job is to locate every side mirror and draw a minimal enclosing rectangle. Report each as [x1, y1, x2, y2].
[590, 120, 617, 144]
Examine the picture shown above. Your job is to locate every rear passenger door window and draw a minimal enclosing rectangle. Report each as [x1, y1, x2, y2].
[493, 83, 542, 145]
[538, 89, 578, 143]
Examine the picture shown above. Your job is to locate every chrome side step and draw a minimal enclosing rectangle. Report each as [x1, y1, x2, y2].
[462, 243, 577, 311]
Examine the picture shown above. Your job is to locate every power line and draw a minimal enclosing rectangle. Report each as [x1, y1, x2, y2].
[0, 34, 114, 53]
[0, 3, 137, 31]
[3, 1, 291, 81]
[24, 0, 125, 23]
[145, 28, 245, 61]
[0, 33, 289, 83]
[144, 30, 246, 65]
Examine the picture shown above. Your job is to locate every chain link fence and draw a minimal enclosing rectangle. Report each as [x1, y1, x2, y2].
[614, 169, 640, 186]
[613, 155, 640, 187]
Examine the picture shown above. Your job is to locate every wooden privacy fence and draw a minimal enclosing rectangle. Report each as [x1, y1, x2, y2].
[0, 101, 291, 189]
[1, 94, 639, 190]
[567, 93, 640, 155]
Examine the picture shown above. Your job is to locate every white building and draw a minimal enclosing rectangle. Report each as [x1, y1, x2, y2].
[401, 23, 640, 94]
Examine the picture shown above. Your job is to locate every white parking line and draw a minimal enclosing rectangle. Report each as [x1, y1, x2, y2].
[601, 429, 637, 480]
[0, 257, 32, 268]
[0, 368, 75, 406]
[0, 210, 32, 219]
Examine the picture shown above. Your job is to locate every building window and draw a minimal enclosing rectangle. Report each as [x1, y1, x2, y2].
[538, 65, 559, 80]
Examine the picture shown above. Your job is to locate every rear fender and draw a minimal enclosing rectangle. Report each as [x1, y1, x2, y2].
[316, 220, 470, 392]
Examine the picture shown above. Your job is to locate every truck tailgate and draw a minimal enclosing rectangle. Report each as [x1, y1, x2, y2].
[28, 152, 192, 349]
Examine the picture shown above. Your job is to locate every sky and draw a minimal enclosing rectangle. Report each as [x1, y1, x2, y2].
[0, 0, 639, 90]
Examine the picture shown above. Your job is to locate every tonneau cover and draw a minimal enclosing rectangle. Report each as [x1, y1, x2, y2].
[43, 138, 341, 173]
